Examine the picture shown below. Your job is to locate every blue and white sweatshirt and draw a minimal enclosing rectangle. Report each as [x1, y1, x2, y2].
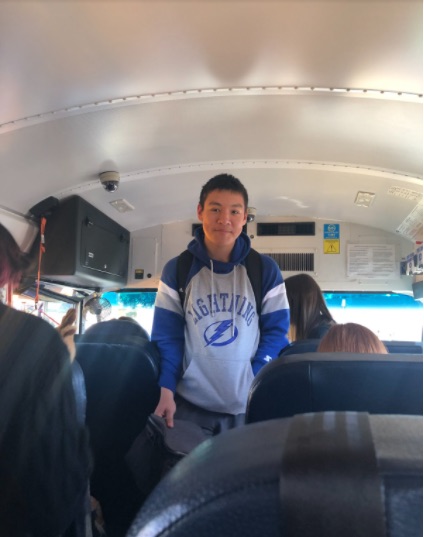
[151, 228, 290, 414]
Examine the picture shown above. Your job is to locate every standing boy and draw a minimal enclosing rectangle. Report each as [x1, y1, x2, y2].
[152, 174, 289, 434]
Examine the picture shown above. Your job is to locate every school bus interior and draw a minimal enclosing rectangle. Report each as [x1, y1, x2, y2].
[0, 1, 422, 536]
[1, 1, 421, 347]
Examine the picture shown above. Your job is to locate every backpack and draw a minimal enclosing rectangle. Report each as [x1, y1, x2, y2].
[177, 248, 263, 314]
[125, 414, 207, 497]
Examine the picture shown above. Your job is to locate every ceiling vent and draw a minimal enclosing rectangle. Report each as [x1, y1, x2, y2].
[388, 187, 422, 202]
[257, 222, 315, 236]
[109, 199, 135, 213]
[396, 201, 423, 240]
[264, 252, 315, 272]
[354, 191, 375, 208]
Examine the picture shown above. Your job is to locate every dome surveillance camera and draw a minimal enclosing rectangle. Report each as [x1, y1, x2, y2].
[247, 207, 257, 223]
[99, 171, 120, 193]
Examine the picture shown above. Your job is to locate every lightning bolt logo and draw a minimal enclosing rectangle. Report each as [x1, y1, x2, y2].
[204, 320, 238, 347]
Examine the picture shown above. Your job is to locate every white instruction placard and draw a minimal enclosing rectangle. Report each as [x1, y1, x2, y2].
[347, 244, 397, 279]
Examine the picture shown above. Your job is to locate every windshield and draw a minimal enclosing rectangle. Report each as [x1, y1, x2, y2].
[9, 287, 422, 344]
[93, 289, 422, 343]
[324, 292, 422, 342]
[84, 290, 157, 335]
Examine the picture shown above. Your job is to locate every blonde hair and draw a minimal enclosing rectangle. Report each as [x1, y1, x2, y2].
[317, 323, 388, 354]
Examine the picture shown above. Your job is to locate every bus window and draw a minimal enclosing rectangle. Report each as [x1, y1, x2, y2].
[10, 282, 84, 329]
[84, 290, 157, 336]
[324, 292, 423, 342]
[90, 290, 423, 344]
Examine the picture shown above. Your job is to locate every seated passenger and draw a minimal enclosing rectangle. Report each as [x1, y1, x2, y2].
[82, 316, 150, 341]
[285, 273, 336, 342]
[118, 315, 141, 324]
[317, 322, 388, 353]
[0, 222, 91, 537]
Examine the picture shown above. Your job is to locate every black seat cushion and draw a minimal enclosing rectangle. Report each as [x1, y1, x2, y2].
[246, 352, 423, 424]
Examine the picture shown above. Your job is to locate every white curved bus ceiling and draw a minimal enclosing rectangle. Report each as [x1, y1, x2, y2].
[0, 1, 422, 241]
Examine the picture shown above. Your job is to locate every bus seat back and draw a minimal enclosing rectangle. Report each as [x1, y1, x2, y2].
[81, 318, 150, 342]
[75, 337, 160, 528]
[127, 413, 423, 537]
[246, 352, 423, 424]
[76, 337, 160, 462]
[280, 339, 423, 356]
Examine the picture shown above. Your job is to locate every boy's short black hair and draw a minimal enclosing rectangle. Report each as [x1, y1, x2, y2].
[199, 174, 248, 209]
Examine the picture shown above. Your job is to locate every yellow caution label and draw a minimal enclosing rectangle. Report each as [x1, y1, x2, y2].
[324, 239, 340, 254]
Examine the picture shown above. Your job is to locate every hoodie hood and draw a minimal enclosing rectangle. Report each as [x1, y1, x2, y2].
[187, 227, 251, 273]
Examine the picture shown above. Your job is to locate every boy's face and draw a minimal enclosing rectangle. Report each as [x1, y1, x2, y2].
[197, 189, 247, 250]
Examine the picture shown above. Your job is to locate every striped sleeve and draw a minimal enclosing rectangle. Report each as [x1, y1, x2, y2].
[151, 257, 186, 392]
[251, 255, 290, 374]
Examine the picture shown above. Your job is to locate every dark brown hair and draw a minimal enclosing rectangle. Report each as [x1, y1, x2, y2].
[317, 323, 388, 353]
[285, 273, 335, 341]
[0, 224, 32, 288]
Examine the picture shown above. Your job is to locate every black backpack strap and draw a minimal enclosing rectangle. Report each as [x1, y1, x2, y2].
[177, 250, 193, 307]
[279, 412, 385, 537]
[245, 248, 262, 315]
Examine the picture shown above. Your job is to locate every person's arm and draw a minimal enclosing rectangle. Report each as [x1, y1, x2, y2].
[251, 255, 290, 375]
[151, 257, 185, 427]
[57, 308, 77, 361]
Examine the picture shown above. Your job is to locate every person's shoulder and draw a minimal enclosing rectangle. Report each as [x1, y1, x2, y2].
[248, 251, 283, 292]
[160, 254, 182, 289]
[1, 305, 41, 326]
[1, 304, 52, 331]
[163, 254, 180, 268]
[308, 321, 334, 339]
[0, 304, 66, 358]
[162, 255, 180, 274]
[257, 252, 280, 273]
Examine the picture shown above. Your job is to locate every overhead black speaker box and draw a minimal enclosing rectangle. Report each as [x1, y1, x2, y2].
[39, 196, 129, 287]
[29, 196, 59, 218]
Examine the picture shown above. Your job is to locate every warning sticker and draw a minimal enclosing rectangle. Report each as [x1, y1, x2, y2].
[323, 223, 340, 239]
[347, 244, 396, 279]
[324, 239, 340, 254]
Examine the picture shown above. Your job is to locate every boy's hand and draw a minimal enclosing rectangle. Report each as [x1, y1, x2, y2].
[154, 387, 176, 428]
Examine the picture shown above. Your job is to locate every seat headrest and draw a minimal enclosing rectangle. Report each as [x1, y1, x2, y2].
[280, 339, 423, 356]
[246, 352, 423, 423]
[81, 319, 150, 342]
[127, 413, 422, 537]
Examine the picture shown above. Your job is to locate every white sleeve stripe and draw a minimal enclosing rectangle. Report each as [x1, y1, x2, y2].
[262, 283, 289, 314]
[159, 281, 180, 301]
[263, 282, 286, 302]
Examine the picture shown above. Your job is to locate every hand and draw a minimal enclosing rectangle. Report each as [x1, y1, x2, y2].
[57, 308, 77, 361]
[154, 387, 176, 428]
